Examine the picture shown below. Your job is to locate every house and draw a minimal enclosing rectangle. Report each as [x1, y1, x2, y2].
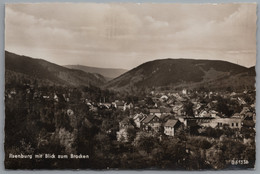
[117, 102, 125, 110]
[209, 117, 243, 130]
[10, 89, 16, 95]
[193, 103, 202, 110]
[119, 118, 132, 129]
[238, 97, 246, 105]
[124, 102, 134, 110]
[67, 109, 74, 116]
[102, 103, 112, 109]
[164, 119, 180, 136]
[54, 94, 59, 102]
[141, 115, 161, 132]
[117, 118, 134, 142]
[172, 105, 184, 116]
[240, 107, 250, 115]
[167, 99, 174, 105]
[160, 107, 172, 115]
[182, 116, 214, 128]
[89, 105, 98, 112]
[42, 95, 50, 99]
[53, 93, 66, 102]
[133, 113, 147, 128]
[209, 110, 218, 118]
[198, 110, 210, 118]
[232, 113, 242, 118]
[212, 100, 218, 104]
[117, 129, 128, 142]
[113, 101, 125, 110]
[160, 95, 168, 101]
[250, 102, 255, 109]
[149, 109, 161, 117]
[138, 100, 146, 106]
[230, 92, 237, 96]
[62, 94, 70, 102]
[86, 102, 92, 106]
[178, 97, 187, 102]
[206, 103, 212, 109]
[160, 114, 171, 122]
[193, 103, 203, 117]
[33, 91, 39, 100]
[208, 91, 213, 98]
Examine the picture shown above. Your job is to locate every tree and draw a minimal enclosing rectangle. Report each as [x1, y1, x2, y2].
[146, 97, 155, 106]
[216, 96, 232, 117]
[202, 127, 223, 138]
[136, 134, 158, 154]
[161, 138, 186, 169]
[183, 101, 194, 116]
[127, 127, 136, 142]
[198, 139, 212, 149]
[244, 95, 252, 104]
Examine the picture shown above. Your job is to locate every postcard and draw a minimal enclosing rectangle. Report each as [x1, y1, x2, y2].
[4, 3, 256, 170]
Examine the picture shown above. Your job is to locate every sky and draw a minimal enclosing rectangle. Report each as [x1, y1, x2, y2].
[5, 3, 257, 69]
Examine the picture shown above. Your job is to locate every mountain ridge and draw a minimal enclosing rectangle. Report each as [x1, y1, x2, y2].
[65, 65, 128, 80]
[5, 51, 255, 92]
[5, 51, 106, 87]
[104, 58, 255, 92]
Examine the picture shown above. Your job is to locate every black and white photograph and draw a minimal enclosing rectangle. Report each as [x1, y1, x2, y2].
[4, 3, 256, 170]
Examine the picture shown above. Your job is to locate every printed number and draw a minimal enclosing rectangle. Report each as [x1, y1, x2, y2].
[231, 159, 249, 165]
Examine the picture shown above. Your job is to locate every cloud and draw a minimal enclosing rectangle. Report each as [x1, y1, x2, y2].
[144, 16, 169, 29]
[5, 3, 256, 69]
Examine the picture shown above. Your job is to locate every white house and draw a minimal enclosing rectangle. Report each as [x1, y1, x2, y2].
[133, 113, 146, 128]
[164, 119, 180, 136]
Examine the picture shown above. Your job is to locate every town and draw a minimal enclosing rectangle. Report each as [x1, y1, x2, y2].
[5, 81, 256, 169]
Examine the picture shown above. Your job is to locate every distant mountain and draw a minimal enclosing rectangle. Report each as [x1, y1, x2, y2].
[65, 65, 128, 80]
[5, 51, 106, 87]
[104, 58, 255, 92]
